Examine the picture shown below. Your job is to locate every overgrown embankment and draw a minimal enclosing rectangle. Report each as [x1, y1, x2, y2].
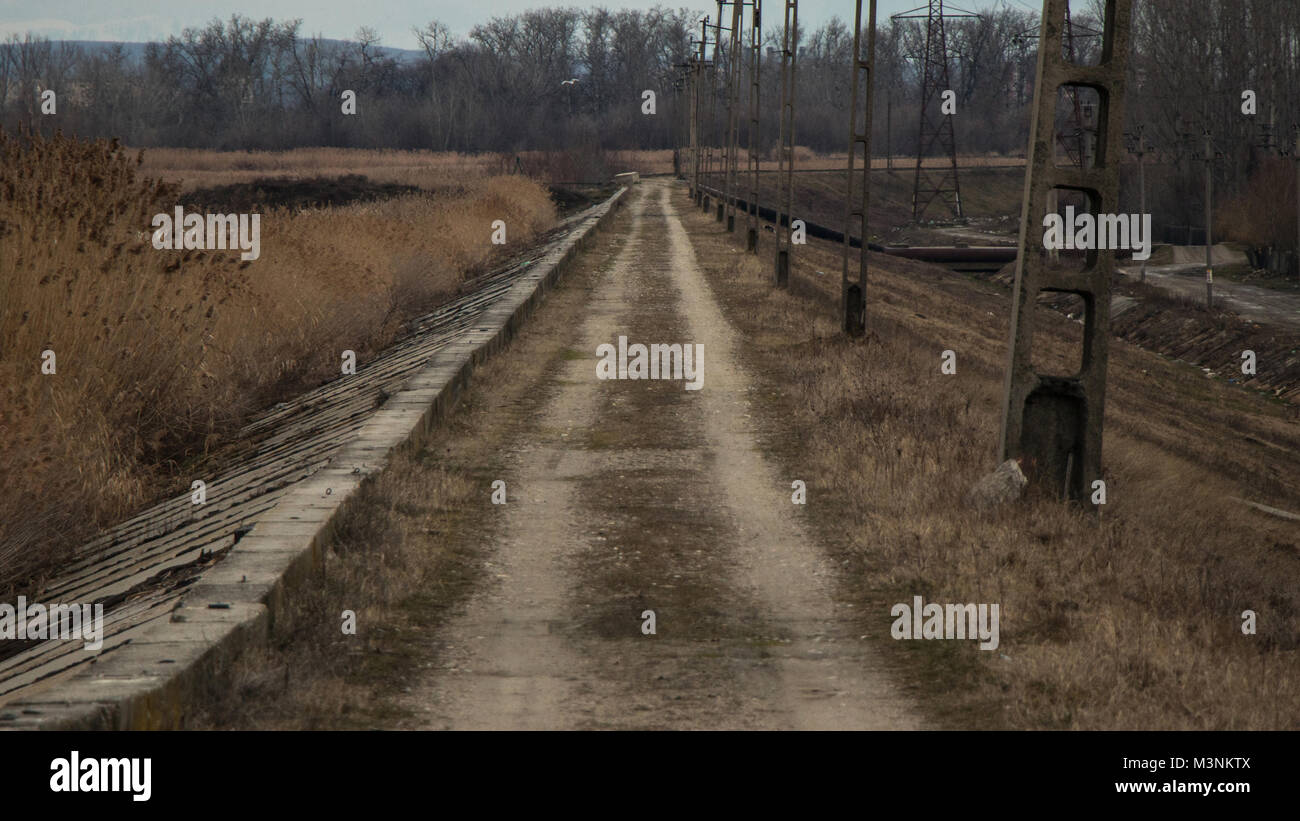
[986, 262, 1300, 405]
[0, 130, 555, 593]
[682, 196, 1300, 729]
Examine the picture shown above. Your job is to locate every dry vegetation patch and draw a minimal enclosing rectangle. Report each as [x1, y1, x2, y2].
[140, 146, 627, 191]
[139, 147, 507, 192]
[678, 192, 1300, 729]
[0, 131, 555, 593]
[186, 216, 626, 729]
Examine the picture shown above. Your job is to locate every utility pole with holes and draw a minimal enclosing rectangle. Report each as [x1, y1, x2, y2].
[725, 0, 744, 231]
[841, 0, 877, 337]
[686, 63, 696, 193]
[694, 18, 709, 205]
[1059, 4, 1090, 167]
[705, 3, 724, 214]
[999, 0, 1134, 507]
[774, 0, 798, 287]
[714, 2, 725, 218]
[1018, 11, 1100, 260]
[746, 0, 763, 252]
[711, 1, 729, 220]
[672, 70, 685, 179]
[681, 76, 689, 179]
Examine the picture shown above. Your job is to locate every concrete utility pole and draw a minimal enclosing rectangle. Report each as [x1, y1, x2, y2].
[705, 3, 724, 214]
[1137, 131, 1146, 283]
[1204, 127, 1214, 309]
[999, 0, 1134, 508]
[684, 64, 692, 190]
[773, 0, 798, 287]
[1295, 126, 1300, 277]
[717, 0, 728, 220]
[1013, 10, 1097, 264]
[886, 94, 892, 171]
[1126, 126, 1148, 282]
[672, 69, 687, 180]
[724, 0, 744, 231]
[686, 65, 696, 192]
[745, 0, 763, 252]
[841, 0, 877, 337]
[694, 18, 709, 205]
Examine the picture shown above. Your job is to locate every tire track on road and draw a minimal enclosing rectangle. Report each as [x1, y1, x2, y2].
[408, 180, 919, 729]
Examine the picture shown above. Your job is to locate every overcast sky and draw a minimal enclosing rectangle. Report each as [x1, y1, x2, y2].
[0, 0, 1024, 49]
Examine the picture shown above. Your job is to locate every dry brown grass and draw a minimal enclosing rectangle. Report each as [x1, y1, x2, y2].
[141, 146, 630, 191]
[555, 147, 1025, 179]
[606, 149, 676, 176]
[139, 147, 506, 192]
[1217, 155, 1297, 251]
[182, 183, 1295, 730]
[185, 442, 487, 729]
[681, 193, 1300, 730]
[136, 145, 1022, 193]
[186, 217, 625, 730]
[690, 146, 1026, 171]
[0, 131, 555, 593]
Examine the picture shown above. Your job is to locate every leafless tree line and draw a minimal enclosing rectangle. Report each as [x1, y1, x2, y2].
[0, 10, 693, 152]
[0, 5, 1047, 155]
[1127, 0, 1300, 248]
[0, 2, 1296, 248]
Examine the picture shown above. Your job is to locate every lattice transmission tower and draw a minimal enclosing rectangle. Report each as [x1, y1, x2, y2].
[893, 1, 979, 221]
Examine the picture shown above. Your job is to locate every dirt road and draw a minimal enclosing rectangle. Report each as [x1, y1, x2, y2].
[401, 181, 920, 730]
[1118, 263, 1300, 332]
